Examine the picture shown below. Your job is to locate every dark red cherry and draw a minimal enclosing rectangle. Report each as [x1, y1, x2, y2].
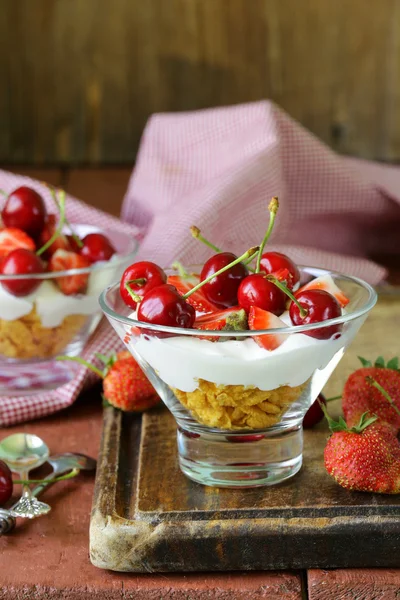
[260, 252, 300, 290]
[303, 393, 326, 429]
[66, 234, 83, 253]
[120, 261, 167, 309]
[200, 252, 248, 309]
[80, 233, 116, 264]
[0, 248, 44, 296]
[2, 186, 47, 237]
[137, 284, 195, 328]
[38, 214, 70, 258]
[289, 289, 341, 339]
[238, 273, 286, 316]
[0, 460, 13, 506]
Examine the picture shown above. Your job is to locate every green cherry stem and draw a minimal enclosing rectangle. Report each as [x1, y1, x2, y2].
[36, 189, 66, 256]
[366, 376, 400, 417]
[56, 355, 104, 378]
[124, 281, 142, 304]
[0, 189, 7, 196]
[47, 184, 84, 249]
[267, 275, 308, 318]
[183, 246, 260, 300]
[126, 278, 146, 286]
[14, 468, 80, 485]
[171, 261, 190, 278]
[325, 395, 342, 402]
[255, 197, 279, 273]
[190, 226, 221, 254]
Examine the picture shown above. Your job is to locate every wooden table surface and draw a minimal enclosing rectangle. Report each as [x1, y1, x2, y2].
[0, 166, 399, 599]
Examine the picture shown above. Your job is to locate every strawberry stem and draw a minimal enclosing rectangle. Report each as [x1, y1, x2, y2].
[183, 246, 259, 300]
[190, 226, 221, 254]
[124, 282, 142, 303]
[36, 189, 66, 256]
[366, 376, 400, 417]
[267, 275, 308, 318]
[255, 197, 279, 273]
[14, 468, 80, 485]
[56, 355, 104, 378]
[47, 184, 83, 249]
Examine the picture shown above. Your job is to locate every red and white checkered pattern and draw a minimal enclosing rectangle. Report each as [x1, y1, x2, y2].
[122, 101, 400, 283]
[0, 170, 141, 426]
[3, 100, 400, 425]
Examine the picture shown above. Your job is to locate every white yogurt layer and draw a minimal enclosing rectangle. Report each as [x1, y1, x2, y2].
[0, 254, 122, 328]
[126, 311, 362, 392]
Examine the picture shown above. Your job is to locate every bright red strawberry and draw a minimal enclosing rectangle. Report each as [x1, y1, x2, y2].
[195, 306, 247, 331]
[102, 353, 160, 412]
[248, 306, 288, 351]
[37, 214, 71, 258]
[0, 227, 36, 258]
[298, 274, 349, 307]
[167, 274, 219, 314]
[323, 410, 400, 494]
[49, 249, 90, 295]
[342, 356, 400, 433]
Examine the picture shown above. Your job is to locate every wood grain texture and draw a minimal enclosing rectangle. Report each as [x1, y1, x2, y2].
[2, 0, 400, 164]
[90, 294, 400, 573]
[308, 569, 400, 600]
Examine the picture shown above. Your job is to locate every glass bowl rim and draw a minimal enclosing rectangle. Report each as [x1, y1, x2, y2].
[99, 265, 378, 337]
[0, 228, 139, 280]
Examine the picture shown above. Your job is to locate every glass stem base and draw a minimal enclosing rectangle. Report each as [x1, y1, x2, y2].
[177, 424, 303, 488]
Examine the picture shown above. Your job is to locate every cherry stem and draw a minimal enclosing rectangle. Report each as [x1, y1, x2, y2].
[0, 188, 7, 196]
[267, 275, 308, 318]
[124, 281, 142, 303]
[183, 246, 260, 299]
[14, 468, 80, 485]
[171, 261, 190, 278]
[255, 197, 279, 273]
[47, 184, 83, 249]
[126, 278, 146, 286]
[36, 189, 66, 256]
[366, 376, 400, 417]
[190, 226, 221, 254]
[56, 355, 104, 378]
[325, 395, 342, 402]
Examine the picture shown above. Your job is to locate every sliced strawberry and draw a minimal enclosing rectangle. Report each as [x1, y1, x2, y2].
[298, 274, 349, 307]
[248, 306, 288, 351]
[49, 249, 90, 295]
[0, 227, 36, 258]
[195, 306, 244, 331]
[167, 274, 219, 313]
[38, 214, 71, 258]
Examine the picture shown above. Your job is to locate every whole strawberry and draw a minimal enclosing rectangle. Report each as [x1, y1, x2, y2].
[102, 351, 159, 412]
[342, 356, 400, 433]
[323, 408, 400, 494]
[58, 351, 160, 412]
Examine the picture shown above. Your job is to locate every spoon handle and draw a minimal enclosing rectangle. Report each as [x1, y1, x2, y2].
[0, 469, 69, 535]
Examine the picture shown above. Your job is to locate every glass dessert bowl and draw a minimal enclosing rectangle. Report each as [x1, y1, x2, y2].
[0, 225, 138, 395]
[100, 266, 377, 488]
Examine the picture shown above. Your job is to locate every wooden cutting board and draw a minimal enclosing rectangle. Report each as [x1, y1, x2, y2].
[90, 294, 400, 573]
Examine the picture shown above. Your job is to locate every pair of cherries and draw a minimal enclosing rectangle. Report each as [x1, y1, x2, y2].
[0, 186, 115, 296]
[120, 251, 341, 338]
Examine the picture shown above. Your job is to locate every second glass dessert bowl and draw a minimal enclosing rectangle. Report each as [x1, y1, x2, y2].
[100, 266, 377, 488]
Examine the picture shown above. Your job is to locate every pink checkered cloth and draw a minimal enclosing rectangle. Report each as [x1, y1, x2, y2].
[0, 170, 141, 426]
[122, 101, 400, 283]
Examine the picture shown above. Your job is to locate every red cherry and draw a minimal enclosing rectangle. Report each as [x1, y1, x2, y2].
[303, 393, 326, 429]
[200, 252, 248, 309]
[2, 186, 47, 237]
[38, 214, 71, 258]
[137, 284, 195, 328]
[80, 233, 116, 264]
[0, 460, 13, 506]
[260, 252, 300, 290]
[289, 289, 341, 339]
[238, 273, 286, 316]
[0, 248, 44, 296]
[120, 261, 167, 309]
[66, 234, 83, 253]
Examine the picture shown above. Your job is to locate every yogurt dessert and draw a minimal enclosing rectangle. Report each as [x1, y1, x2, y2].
[115, 199, 355, 431]
[0, 185, 124, 359]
